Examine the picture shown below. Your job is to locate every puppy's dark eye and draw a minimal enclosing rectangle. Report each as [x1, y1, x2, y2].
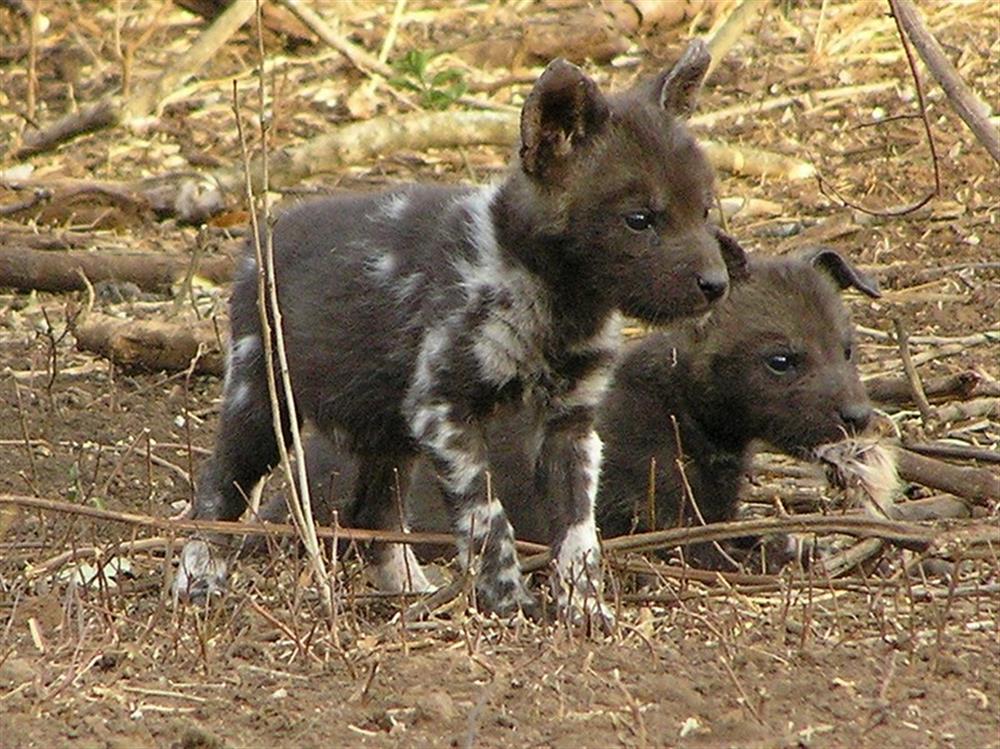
[703, 206, 710, 220]
[844, 345, 853, 361]
[624, 211, 653, 231]
[765, 353, 797, 374]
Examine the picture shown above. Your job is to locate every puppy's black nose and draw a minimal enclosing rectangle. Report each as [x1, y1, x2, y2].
[839, 403, 872, 432]
[696, 271, 728, 303]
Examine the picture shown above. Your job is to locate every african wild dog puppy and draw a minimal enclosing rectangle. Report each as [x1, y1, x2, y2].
[593, 247, 880, 565]
[258, 247, 879, 571]
[175, 40, 733, 621]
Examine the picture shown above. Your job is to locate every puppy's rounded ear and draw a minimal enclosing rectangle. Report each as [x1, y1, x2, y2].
[804, 247, 881, 299]
[713, 229, 750, 283]
[653, 39, 711, 119]
[519, 59, 610, 181]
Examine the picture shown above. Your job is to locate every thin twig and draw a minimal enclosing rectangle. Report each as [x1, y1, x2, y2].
[814, 0, 941, 217]
[892, 317, 934, 426]
[888, 0, 999, 163]
[277, 0, 393, 78]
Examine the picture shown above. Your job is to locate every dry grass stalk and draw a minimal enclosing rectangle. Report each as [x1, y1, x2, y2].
[233, 3, 333, 620]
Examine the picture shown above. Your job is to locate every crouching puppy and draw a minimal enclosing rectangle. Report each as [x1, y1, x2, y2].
[175, 40, 734, 624]
[595, 247, 881, 567]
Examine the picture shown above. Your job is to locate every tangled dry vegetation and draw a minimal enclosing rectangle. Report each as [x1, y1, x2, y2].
[0, 1, 998, 748]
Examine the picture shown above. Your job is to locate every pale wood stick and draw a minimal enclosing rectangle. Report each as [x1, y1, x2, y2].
[691, 82, 897, 129]
[857, 325, 998, 347]
[896, 449, 999, 506]
[704, 0, 768, 80]
[123, 0, 256, 120]
[892, 317, 933, 425]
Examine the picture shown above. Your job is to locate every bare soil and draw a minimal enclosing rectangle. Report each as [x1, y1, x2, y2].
[1, 2, 997, 748]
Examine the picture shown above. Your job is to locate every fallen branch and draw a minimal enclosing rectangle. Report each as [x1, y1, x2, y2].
[857, 325, 999, 347]
[819, 494, 973, 577]
[889, 0, 1000, 163]
[902, 442, 1000, 465]
[700, 139, 815, 180]
[705, 0, 768, 80]
[0, 247, 235, 293]
[197, 111, 815, 202]
[520, 514, 951, 574]
[690, 82, 898, 129]
[893, 317, 933, 425]
[12, 2, 254, 161]
[277, 0, 393, 78]
[817, 538, 885, 578]
[896, 449, 999, 506]
[173, 0, 312, 44]
[866, 370, 982, 405]
[11, 99, 120, 160]
[933, 397, 998, 424]
[73, 313, 225, 376]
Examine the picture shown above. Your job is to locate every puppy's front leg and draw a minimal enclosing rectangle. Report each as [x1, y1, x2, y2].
[410, 401, 537, 617]
[538, 410, 611, 628]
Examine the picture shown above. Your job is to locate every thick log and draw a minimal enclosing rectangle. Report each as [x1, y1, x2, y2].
[896, 449, 999, 506]
[73, 313, 224, 376]
[0, 247, 235, 293]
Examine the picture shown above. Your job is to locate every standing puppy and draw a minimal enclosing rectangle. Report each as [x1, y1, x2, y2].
[176, 41, 731, 621]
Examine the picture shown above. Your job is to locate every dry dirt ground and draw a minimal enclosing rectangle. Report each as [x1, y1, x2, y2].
[1, 2, 998, 748]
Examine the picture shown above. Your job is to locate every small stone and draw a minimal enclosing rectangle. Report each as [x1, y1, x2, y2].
[935, 655, 966, 677]
[0, 657, 35, 685]
[416, 691, 456, 723]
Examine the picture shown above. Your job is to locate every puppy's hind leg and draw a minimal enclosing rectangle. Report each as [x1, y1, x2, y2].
[174, 333, 289, 602]
[351, 454, 435, 594]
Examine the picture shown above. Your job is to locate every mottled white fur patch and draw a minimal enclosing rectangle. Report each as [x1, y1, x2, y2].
[410, 326, 451, 404]
[228, 381, 251, 411]
[552, 513, 612, 624]
[572, 311, 623, 355]
[560, 363, 614, 411]
[365, 250, 398, 282]
[381, 192, 410, 221]
[411, 403, 486, 495]
[455, 496, 506, 538]
[223, 334, 260, 394]
[581, 430, 604, 505]
[451, 184, 554, 385]
[393, 272, 424, 304]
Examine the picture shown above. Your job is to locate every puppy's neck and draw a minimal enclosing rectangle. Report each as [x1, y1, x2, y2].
[490, 176, 616, 345]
